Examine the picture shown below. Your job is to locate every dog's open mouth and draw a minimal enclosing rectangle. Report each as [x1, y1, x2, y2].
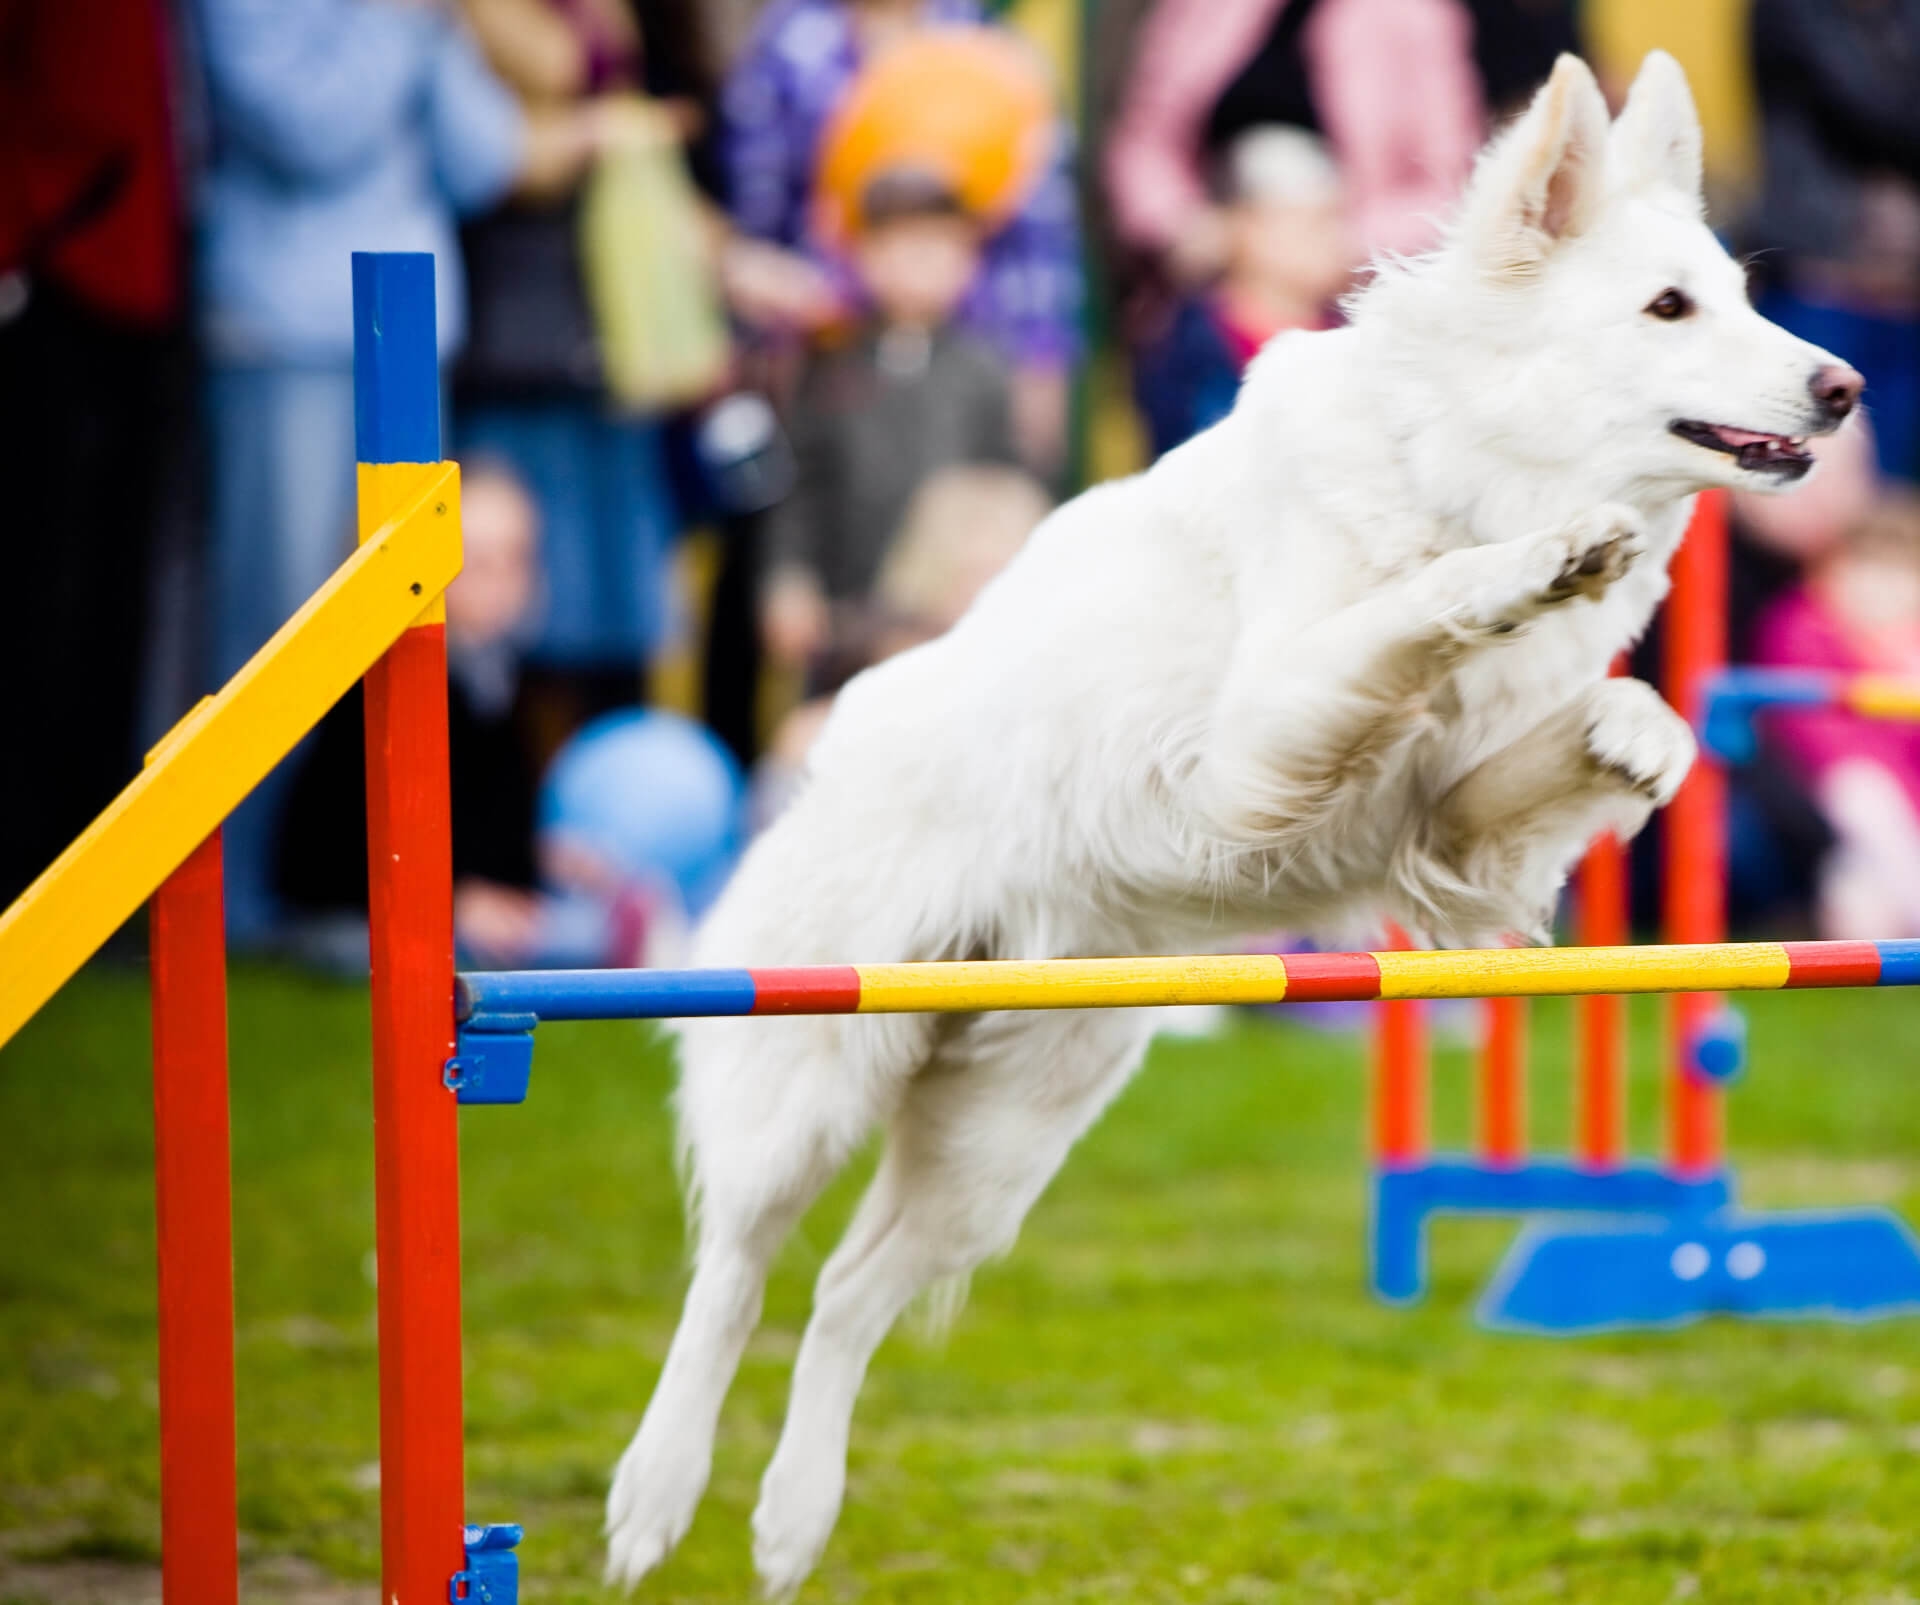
[1670, 419, 1814, 479]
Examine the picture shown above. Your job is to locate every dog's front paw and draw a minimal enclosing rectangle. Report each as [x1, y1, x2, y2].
[1583, 678, 1695, 805]
[1541, 503, 1646, 604]
[1446, 505, 1647, 640]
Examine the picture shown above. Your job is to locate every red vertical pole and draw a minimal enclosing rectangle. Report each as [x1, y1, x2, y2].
[1373, 925, 1427, 1165]
[1478, 996, 1526, 1166]
[150, 829, 238, 1605]
[1575, 834, 1628, 1169]
[1664, 491, 1728, 1176]
[356, 253, 465, 1605]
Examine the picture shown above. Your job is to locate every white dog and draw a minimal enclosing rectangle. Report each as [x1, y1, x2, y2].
[606, 52, 1861, 1596]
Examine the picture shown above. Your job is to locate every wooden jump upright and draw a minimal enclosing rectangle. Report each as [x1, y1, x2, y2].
[353, 253, 467, 1605]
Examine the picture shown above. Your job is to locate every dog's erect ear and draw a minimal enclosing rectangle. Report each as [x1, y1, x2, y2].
[1609, 49, 1704, 209]
[1463, 54, 1609, 279]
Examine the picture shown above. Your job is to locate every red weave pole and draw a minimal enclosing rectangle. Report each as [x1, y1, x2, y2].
[1372, 925, 1426, 1165]
[150, 830, 238, 1605]
[1478, 995, 1526, 1165]
[1575, 834, 1628, 1169]
[366, 617, 463, 1604]
[1664, 491, 1728, 1175]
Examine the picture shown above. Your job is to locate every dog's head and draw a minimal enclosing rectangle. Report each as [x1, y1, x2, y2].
[1425, 51, 1860, 496]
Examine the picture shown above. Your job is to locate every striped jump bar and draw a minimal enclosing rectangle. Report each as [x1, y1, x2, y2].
[457, 939, 1920, 1023]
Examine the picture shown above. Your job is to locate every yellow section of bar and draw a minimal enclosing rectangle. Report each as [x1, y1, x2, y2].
[1846, 677, 1920, 723]
[0, 463, 463, 1050]
[854, 954, 1292, 1012]
[1375, 943, 1791, 999]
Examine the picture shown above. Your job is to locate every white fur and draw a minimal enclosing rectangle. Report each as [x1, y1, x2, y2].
[605, 54, 1854, 1596]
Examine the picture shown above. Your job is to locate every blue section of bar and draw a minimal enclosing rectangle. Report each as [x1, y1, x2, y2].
[1877, 940, 1920, 986]
[455, 968, 759, 1021]
[1699, 667, 1840, 764]
[351, 253, 440, 465]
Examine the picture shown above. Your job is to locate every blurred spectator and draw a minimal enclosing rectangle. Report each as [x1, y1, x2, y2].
[458, 0, 727, 754]
[759, 168, 1018, 680]
[1132, 125, 1350, 458]
[192, 0, 613, 943]
[1750, 430, 1920, 937]
[1105, 0, 1484, 293]
[278, 459, 742, 969]
[1747, 0, 1920, 481]
[279, 460, 546, 968]
[0, 0, 188, 906]
[720, 0, 1083, 476]
[754, 461, 1050, 827]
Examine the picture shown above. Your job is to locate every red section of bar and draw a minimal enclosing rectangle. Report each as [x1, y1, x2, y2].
[1479, 995, 1526, 1166]
[1372, 926, 1426, 1165]
[1282, 951, 1381, 1001]
[1665, 492, 1727, 1176]
[150, 831, 239, 1605]
[1576, 834, 1627, 1169]
[1782, 940, 1881, 988]
[753, 966, 863, 1013]
[365, 623, 464, 1605]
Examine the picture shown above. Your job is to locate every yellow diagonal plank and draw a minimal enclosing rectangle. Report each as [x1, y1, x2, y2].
[0, 463, 463, 1049]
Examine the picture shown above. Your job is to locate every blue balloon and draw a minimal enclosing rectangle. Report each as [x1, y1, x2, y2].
[537, 710, 746, 916]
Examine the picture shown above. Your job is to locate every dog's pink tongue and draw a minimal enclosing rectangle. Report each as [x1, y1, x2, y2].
[1713, 426, 1778, 447]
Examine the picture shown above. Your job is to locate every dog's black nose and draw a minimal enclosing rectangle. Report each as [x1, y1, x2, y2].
[1811, 363, 1865, 423]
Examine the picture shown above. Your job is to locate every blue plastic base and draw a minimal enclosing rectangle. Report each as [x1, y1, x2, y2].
[1481, 1209, 1920, 1334]
[1372, 1160, 1731, 1304]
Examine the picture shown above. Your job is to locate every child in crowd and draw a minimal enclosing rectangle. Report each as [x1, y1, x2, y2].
[277, 459, 742, 970]
[1133, 125, 1355, 459]
[753, 463, 1052, 828]
[758, 166, 1021, 681]
[1754, 467, 1920, 940]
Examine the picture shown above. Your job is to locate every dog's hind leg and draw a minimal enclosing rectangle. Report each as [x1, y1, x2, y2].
[749, 1008, 1154, 1598]
[604, 1012, 930, 1591]
[1197, 504, 1647, 843]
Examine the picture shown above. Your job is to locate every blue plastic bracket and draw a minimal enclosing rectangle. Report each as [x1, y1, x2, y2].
[446, 1013, 537, 1105]
[450, 1522, 522, 1604]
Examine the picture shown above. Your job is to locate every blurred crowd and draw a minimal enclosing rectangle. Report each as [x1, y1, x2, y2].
[6, 0, 1920, 966]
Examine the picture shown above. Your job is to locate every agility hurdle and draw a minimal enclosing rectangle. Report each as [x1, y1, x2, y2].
[5, 255, 1920, 1602]
[1365, 493, 1920, 1331]
[0, 254, 507, 1605]
[449, 942, 1920, 1337]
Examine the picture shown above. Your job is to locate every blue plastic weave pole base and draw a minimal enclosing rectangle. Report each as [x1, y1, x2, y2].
[1371, 1160, 1732, 1305]
[1481, 1208, 1920, 1334]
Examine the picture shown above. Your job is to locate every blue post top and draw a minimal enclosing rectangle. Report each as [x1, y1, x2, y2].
[352, 252, 440, 465]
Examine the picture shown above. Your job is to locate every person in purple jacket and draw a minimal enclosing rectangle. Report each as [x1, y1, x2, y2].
[717, 0, 1083, 477]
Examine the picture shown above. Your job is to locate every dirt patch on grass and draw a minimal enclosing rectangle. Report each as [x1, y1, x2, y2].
[0, 1554, 371, 1604]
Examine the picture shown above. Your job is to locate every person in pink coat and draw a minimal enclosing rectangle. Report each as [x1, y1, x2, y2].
[1105, 0, 1485, 288]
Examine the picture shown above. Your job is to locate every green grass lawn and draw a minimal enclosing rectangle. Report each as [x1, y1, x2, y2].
[7, 966, 1920, 1602]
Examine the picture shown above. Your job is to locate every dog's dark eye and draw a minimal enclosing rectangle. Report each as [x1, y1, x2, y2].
[1646, 288, 1694, 321]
